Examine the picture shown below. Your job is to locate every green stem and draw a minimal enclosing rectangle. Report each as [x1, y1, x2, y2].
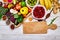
[49, 16, 58, 26]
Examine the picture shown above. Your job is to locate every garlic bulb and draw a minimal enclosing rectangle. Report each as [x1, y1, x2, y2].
[10, 9, 18, 14]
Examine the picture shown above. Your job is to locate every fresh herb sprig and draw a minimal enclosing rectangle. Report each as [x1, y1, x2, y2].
[49, 16, 58, 26]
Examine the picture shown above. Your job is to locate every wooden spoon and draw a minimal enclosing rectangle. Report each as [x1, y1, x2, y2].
[45, 8, 53, 20]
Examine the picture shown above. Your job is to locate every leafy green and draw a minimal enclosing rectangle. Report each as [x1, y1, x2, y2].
[14, 14, 19, 18]
[27, 0, 37, 6]
[0, 6, 8, 20]
[0, 6, 8, 15]
[0, 13, 2, 19]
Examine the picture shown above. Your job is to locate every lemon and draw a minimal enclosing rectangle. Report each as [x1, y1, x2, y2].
[20, 7, 28, 15]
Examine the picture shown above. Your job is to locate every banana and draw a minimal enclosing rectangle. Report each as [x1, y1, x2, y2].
[39, 0, 45, 6]
[50, 0, 53, 2]
[50, 0, 53, 3]
[44, 0, 49, 10]
[39, 0, 52, 10]
[48, 0, 52, 9]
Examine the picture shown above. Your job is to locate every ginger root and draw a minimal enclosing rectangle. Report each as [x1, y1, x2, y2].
[53, 0, 60, 14]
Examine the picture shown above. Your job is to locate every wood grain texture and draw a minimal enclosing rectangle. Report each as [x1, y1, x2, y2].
[23, 21, 48, 34]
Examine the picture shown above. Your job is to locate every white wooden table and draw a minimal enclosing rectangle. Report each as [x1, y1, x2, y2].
[0, 0, 60, 40]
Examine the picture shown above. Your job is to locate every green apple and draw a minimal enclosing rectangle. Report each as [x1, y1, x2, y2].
[21, 1, 26, 7]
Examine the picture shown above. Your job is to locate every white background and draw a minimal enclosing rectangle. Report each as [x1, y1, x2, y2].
[0, 0, 60, 40]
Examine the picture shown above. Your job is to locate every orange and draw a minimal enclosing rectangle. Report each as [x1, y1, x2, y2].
[3, 0, 8, 2]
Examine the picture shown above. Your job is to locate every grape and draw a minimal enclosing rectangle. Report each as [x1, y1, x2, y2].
[0, 2, 2, 6]
[10, 15, 15, 23]
[6, 11, 12, 18]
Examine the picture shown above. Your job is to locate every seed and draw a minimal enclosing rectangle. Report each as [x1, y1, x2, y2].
[29, 17, 33, 21]
[10, 24, 15, 30]
[2, 15, 7, 20]
[6, 19, 10, 25]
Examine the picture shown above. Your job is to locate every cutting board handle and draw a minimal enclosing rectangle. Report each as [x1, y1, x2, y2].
[48, 24, 57, 30]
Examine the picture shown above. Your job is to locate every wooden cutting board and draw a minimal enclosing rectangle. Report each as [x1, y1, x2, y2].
[23, 21, 48, 34]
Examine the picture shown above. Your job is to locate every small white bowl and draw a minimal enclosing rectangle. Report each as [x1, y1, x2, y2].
[26, 0, 39, 7]
[32, 5, 47, 20]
